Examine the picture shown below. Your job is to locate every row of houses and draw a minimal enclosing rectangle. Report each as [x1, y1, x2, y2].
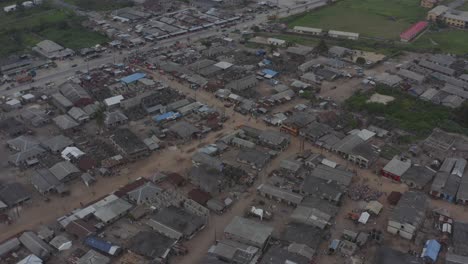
[293, 26, 360, 40]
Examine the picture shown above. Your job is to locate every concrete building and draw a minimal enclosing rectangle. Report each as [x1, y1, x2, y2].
[257, 184, 303, 206]
[328, 30, 359, 40]
[444, 10, 468, 28]
[110, 128, 149, 160]
[421, 0, 440, 8]
[381, 156, 412, 182]
[387, 191, 428, 240]
[293, 26, 322, 35]
[401, 165, 436, 189]
[224, 216, 273, 249]
[33, 40, 74, 59]
[146, 206, 206, 240]
[427, 5, 449, 21]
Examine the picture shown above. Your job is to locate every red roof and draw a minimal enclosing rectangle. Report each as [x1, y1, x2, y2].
[188, 189, 212, 205]
[400, 21, 428, 40]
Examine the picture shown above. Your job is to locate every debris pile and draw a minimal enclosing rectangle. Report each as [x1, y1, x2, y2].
[348, 184, 382, 202]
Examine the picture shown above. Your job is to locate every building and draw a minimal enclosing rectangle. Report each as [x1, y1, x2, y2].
[224, 216, 273, 249]
[293, 26, 323, 35]
[31, 168, 63, 194]
[427, 5, 449, 21]
[53, 115, 79, 131]
[0, 183, 31, 207]
[104, 111, 128, 128]
[400, 21, 428, 42]
[396, 69, 425, 84]
[110, 128, 149, 160]
[257, 184, 303, 206]
[128, 231, 175, 261]
[33, 40, 74, 59]
[421, 0, 439, 8]
[127, 182, 163, 205]
[207, 239, 260, 264]
[260, 245, 311, 264]
[237, 149, 270, 170]
[49, 161, 80, 182]
[51, 93, 73, 113]
[188, 166, 224, 194]
[457, 171, 468, 204]
[92, 196, 133, 224]
[42, 135, 73, 153]
[169, 121, 200, 140]
[387, 191, 428, 240]
[258, 130, 290, 150]
[77, 250, 110, 264]
[430, 158, 465, 202]
[444, 10, 468, 28]
[328, 30, 359, 40]
[310, 164, 354, 186]
[419, 59, 455, 76]
[374, 247, 422, 264]
[267, 38, 286, 46]
[225, 75, 257, 92]
[192, 152, 223, 172]
[59, 82, 93, 107]
[401, 165, 436, 189]
[381, 156, 412, 182]
[19, 231, 53, 260]
[452, 222, 468, 256]
[146, 206, 206, 240]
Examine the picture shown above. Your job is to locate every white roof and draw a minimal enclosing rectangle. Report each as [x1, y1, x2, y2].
[383, 156, 411, 176]
[293, 26, 323, 33]
[321, 159, 337, 168]
[6, 99, 21, 105]
[214, 61, 233, 70]
[328, 30, 359, 38]
[61, 147, 85, 161]
[358, 212, 370, 224]
[17, 254, 42, 264]
[22, 94, 35, 100]
[104, 95, 124, 106]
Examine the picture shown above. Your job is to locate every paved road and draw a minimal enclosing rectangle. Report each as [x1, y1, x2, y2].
[0, 0, 327, 97]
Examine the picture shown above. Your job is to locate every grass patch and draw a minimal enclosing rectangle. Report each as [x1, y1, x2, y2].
[0, 4, 108, 57]
[380, 144, 403, 160]
[63, 0, 133, 11]
[345, 85, 468, 137]
[411, 30, 468, 55]
[283, 0, 426, 40]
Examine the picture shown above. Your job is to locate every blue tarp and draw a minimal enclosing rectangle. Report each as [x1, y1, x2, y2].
[262, 59, 272, 65]
[153, 111, 181, 122]
[120, 72, 146, 84]
[262, 69, 278, 78]
[85, 236, 112, 252]
[422, 240, 441, 262]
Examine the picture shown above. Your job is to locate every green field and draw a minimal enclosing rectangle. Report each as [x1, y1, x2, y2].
[411, 30, 468, 54]
[64, 0, 133, 11]
[284, 0, 426, 39]
[345, 85, 468, 137]
[0, 5, 108, 57]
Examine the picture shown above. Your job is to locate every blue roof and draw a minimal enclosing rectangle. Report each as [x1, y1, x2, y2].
[153, 111, 181, 122]
[120, 72, 146, 84]
[85, 236, 113, 253]
[422, 240, 441, 261]
[262, 69, 278, 77]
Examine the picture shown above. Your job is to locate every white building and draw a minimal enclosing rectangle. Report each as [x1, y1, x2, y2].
[328, 30, 359, 40]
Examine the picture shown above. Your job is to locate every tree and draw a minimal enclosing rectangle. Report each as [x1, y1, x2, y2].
[94, 104, 106, 131]
[315, 39, 328, 54]
[356, 57, 366, 65]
